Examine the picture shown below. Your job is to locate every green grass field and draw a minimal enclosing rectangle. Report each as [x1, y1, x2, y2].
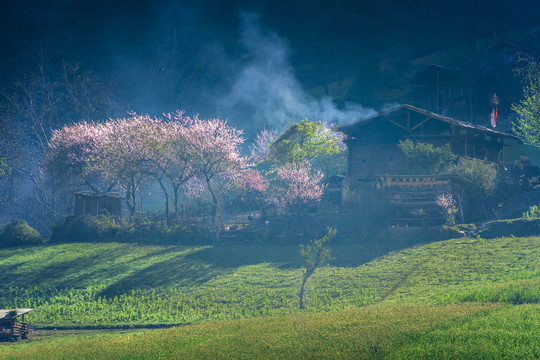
[2, 303, 539, 359]
[0, 234, 538, 358]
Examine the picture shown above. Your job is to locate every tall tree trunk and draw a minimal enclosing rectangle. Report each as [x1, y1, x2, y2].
[157, 178, 170, 224]
[206, 177, 222, 242]
[127, 189, 136, 218]
[173, 183, 180, 219]
[213, 196, 222, 242]
[127, 178, 137, 219]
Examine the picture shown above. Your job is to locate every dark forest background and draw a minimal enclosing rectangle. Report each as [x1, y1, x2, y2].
[3, 0, 540, 126]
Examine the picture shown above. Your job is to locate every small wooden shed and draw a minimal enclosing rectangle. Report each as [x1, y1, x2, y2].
[74, 191, 123, 218]
[0, 308, 32, 341]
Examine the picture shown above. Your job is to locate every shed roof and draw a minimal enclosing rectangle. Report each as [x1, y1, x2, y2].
[0, 309, 33, 319]
[339, 104, 519, 140]
[73, 191, 124, 199]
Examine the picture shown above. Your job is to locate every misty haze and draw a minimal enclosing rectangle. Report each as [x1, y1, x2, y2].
[0, 0, 539, 358]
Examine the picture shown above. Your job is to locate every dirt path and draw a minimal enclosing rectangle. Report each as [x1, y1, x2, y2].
[30, 328, 132, 338]
[376, 243, 445, 303]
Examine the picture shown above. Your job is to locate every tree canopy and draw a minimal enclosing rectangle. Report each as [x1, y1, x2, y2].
[398, 139, 458, 174]
[269, 119, 344, 166]
[512, 53, 540, 147]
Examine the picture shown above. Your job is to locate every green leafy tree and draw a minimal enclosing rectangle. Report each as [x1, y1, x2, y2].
[269, 119, 345, 176]
[298, 227, 336, 309]
[452, 157, 498, 219]
[452, 158, 497, 199]
[398, 139, 458, 174]
[512, 53, 540, 147]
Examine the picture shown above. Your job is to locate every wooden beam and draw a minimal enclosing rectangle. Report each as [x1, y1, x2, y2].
[411, 134, 452, 138]
[411, 117, 432, 131]
[388, 119, 409, 132]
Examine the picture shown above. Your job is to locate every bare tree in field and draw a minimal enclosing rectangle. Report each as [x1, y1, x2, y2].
[299, 227, 336, 309]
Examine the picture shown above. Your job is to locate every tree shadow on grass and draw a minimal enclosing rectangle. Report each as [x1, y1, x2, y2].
[330, 235, 436, 267]
[97, 233, 439, 297]
[0, 228, 442, 299]
[0, 245, 196, 290]
[186, 230, 438, 269]
[96, 247, 235, 297]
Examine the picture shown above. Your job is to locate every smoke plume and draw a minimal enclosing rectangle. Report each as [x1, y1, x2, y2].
[218, 13, 376, 131]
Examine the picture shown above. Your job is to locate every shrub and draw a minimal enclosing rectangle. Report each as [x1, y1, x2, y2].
[50, 216, 101, 243]
[398, 139, 457, 174]
[452, 157, 498, 198]
[476, 218, 540, 238]
[439, 225, 466, 239]
[0, 220, 43, 247]
[451, 157, 499, 221]
[523, 205, 540, 219]
[50, 215, 205, 244]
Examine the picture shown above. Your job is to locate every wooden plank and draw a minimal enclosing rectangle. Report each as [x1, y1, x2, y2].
[389, 181, 450, 187]
[389, 202, 440, 207]
[389, 217, 445, 221]
[386, 191, 445, 195]
[388, 119, 409, 131]
[411, 117, 432, 131]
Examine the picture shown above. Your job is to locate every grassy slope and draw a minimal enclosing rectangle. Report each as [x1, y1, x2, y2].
[0, 236, 437, 327]
[0, 235, 538, 358]
[2, 303, 539, 359]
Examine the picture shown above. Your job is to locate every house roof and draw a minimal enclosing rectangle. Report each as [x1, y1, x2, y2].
[73, 191, 124, 199]
[339, 104, 519, 140]
[0, 309, 33, 319]
[483, 39, 520, 53]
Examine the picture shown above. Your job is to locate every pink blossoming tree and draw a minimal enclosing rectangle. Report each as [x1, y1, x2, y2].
[249, 128, 278, 163]
[47, 121, 114, 194]
[180, 115, 263, 239]
[268, 161, 325, 216]
[47, 110, 271, 227]
[144, 114, 197, 221]
[436, 193, 458, 225]
[95, 114, 161, 217]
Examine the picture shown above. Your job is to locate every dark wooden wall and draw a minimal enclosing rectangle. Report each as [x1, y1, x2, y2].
[348, 141, 409, 177]
[75, 196, 122, 217]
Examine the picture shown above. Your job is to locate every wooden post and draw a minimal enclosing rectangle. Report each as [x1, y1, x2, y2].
[457, 188, 465, 223]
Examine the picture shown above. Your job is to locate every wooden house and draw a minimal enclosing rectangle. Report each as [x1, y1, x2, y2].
[339, 104, 518, 178]
[339, 104, 520, 226]
[74, 191, 123, 218]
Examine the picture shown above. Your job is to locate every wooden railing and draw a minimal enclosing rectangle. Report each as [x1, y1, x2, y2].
[13, 322, 28, 339]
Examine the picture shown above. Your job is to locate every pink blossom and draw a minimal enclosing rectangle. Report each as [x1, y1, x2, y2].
[235, 168, 269, 192]
[436, 193, 458, 215]
[269, 161, 325, 210]
[46, 110, 270, 222]
[183, 177, 207, 199]
[249, 128, 278, 163]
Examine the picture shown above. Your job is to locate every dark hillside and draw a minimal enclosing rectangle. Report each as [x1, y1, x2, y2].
[2, 0, 540, 117]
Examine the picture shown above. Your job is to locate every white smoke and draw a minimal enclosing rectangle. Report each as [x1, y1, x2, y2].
[219, 13, 377, 130]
